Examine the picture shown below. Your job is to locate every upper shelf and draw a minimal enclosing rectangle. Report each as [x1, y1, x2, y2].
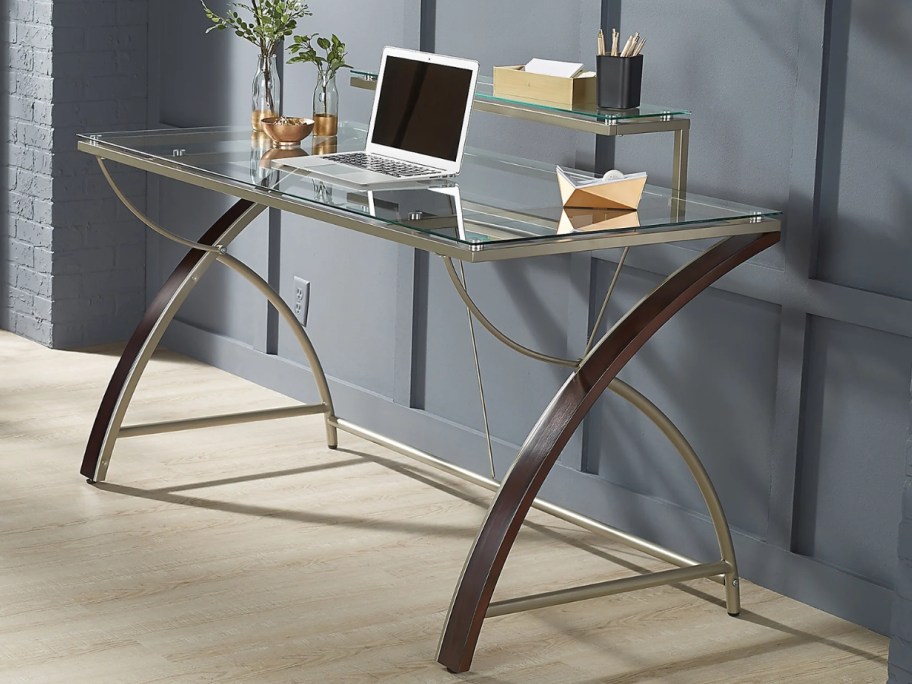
[350, 69, 690, 137]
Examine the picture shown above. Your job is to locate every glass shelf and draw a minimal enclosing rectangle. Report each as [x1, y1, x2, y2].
[350, 66, 692, 194]
[350, 69, 690, 124]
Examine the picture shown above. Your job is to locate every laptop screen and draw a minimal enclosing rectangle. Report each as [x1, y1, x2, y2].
[370, 56, 474, 162]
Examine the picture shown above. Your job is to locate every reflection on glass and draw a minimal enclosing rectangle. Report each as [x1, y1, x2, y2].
[558, 208, 640, 234]
[312, 136, 338, 155]
[249, 131, 274, 185]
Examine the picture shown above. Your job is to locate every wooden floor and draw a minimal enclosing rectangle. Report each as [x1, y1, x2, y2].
[0, 329, 889, 682]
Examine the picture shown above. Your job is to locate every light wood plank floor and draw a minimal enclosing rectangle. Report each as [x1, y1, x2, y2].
[0, 330, 889, 682]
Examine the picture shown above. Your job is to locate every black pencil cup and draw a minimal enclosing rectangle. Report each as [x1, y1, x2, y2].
[596, 54, 643, 109]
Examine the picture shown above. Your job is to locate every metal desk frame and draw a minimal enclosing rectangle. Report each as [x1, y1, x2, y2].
[77, 131, 779, 674]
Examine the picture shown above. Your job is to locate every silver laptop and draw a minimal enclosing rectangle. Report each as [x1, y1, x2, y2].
[280, 47, 479, 187]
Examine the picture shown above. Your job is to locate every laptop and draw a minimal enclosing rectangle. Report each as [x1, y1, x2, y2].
[279, 47, 479, 187]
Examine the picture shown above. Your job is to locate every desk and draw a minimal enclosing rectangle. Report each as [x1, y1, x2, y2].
[77, 125, 780, 674]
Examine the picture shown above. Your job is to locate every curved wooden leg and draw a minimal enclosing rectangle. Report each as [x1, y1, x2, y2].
[436, 231, 779, 673]
[80, 199, 265, 482]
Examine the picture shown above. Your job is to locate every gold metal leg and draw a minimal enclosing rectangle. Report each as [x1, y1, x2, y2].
[215, 253, 337, 449]
[672, 121, 690, 198]
[608, 378, 739, 614]
[457, 261, 496, 480]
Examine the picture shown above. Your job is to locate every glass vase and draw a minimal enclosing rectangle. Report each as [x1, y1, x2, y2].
[313, 71, 339, 137]
[252, 52, 281, 132]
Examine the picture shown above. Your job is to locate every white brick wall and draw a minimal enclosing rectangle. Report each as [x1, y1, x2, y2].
[3, 0, 149, 347]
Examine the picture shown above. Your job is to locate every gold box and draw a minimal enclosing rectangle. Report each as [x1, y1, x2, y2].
[493, 65, 596, 108]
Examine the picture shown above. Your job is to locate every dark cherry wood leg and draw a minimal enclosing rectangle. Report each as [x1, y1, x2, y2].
[436, 231, 779, 673]
[80, 199, 256, 481]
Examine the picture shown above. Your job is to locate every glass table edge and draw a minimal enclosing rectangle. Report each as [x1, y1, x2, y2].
[77, 134, 781, 261]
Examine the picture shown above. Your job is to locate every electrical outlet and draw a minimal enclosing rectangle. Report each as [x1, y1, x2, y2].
[293, 276, 310, 326]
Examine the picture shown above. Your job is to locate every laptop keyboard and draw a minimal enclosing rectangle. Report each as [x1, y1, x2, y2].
[330, 152, 438, 178]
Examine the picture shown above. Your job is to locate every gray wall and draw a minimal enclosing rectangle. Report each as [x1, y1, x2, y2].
[144, 0, 910, 636]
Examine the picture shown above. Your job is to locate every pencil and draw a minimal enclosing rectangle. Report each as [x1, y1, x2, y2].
[620, 34, 634, 58]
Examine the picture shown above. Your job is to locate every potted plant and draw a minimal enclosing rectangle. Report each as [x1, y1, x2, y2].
[288, 33, 350, 136]
[201, 0, 312, 132]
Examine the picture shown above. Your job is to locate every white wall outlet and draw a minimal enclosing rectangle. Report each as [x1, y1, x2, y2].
[293, 276, 310, 326]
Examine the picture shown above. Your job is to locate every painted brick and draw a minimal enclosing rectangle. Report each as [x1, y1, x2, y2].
[9, 191, 34, 220]
[16, 269, 52, 299]
[115, 244, 145, 269]
[31, 296, 53, 321]
[51, 198, 121, 228]
[52, 294, 118, 324]
[33, 2, 53, 26]
[9, 95, 34, 121]
[50, 28, 85, 54]
[53, 3, 116, 29]
[4, 0, 148, 348]
[10, 240, 34, 269]
[33, 248, 52, 275]
[55, 269, 142, 299]
[51, 151, 95, 178]
[117, 2, 149, 27]
[16, 170, 54, 199]
[83, 74, 148, 102]
[10, 2, 34, 23]
[8, 144, 33, 169]
[10, 288, 34, 315]
[16, 73, 53, 102]
[13, 312, 52, 347]
[17, 22, 53, 49]
[15, 219, 53, 250]
[33, 199, 53, 226]
[52, 247, 117, 276]
[55, 51, 119, 79]
[33, 150, 54, 176]
[32, 49, 52, 77]
[53, 100, 120, 127]
[10, 43, 34, 71]
[84, 25, 146, 52]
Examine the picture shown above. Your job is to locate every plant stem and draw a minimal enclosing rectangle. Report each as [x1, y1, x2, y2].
[262, 52, 275, 114]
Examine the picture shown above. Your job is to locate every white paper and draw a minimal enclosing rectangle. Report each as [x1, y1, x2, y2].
[524, 58, 583, 78]
[556, 166, 647, 189]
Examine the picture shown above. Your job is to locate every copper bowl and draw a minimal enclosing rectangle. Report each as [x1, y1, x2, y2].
[261, 116, 315, 148]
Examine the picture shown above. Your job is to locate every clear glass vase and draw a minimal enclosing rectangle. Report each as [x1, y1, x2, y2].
[313, 71, 339, 136]
[252, 52, 281, 132]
